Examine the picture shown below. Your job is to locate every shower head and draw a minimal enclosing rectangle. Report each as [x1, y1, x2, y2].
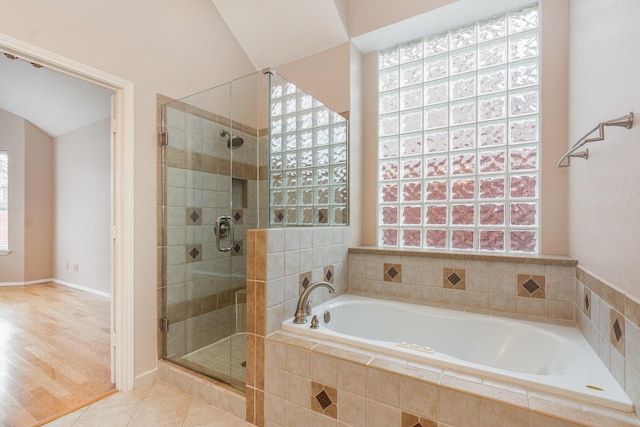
[219, 129, 244, 149]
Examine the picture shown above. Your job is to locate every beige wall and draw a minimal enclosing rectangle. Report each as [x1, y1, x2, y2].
[0, 0, 255, 375]
[568, 0, 640, 298]
[24, 121, 54, 281]
[0, 108, 26, 282]
[54, 118, 111, 294]
[347, 0, 455, 37]
[276, 43, 351, 115]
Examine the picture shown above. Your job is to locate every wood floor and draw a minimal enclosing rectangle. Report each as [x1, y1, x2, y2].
[0, 282, 114, 426]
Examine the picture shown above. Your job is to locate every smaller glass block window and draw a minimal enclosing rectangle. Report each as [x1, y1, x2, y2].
[0, 151, 7, 250]
[269, 75, 348, 226]
[377, 4, 540, 252]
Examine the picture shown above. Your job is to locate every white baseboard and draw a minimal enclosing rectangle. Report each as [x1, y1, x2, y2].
[53, 279, 111, 298]
[0, 277, 110, 298]
[0, 278, 54, 286]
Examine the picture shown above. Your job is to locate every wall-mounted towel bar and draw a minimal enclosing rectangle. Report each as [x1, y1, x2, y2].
[557, 112, 634, 168]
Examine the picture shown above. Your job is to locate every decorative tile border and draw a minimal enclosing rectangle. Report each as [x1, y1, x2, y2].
[349, 249, 576, 323]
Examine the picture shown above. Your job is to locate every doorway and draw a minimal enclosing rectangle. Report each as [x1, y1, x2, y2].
[0, 34, 135, 395]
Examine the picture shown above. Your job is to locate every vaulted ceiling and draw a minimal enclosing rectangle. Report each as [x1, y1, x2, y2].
[0, 0, 532, 138]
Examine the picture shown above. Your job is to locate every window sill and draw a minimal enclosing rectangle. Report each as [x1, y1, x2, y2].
[0, 250, 12, 256]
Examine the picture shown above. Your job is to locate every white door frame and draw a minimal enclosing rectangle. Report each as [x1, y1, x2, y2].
[0, 33, 135, 392]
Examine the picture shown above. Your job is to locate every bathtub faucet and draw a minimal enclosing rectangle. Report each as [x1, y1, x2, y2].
[293, 281, 336, 324]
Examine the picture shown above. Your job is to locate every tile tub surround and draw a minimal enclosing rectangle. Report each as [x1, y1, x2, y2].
[264, 330, 640, 427]
[349, 247, 577, 324]
[576, 265, 640, 418]
[246, 226, 350, 426]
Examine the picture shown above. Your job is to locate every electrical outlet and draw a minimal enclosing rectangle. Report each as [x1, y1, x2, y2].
[73, 264, 78, 272]
[66, 262, 69, 270]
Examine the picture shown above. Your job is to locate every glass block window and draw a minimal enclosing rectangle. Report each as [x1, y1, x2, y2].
[0, 151, 8, 250]
[269, 75, 348, 226]
[378, 4, 539, 252]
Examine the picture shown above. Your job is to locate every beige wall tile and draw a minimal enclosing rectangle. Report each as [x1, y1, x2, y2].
[438, 388, 481, 427]
[311, 353, 338, 388]
[287, 373, 310, 408]
[265, 366, 287, 399]
[266, 340, 288, 370]
[491, 270, 516, 295]
[286, 401, 310, 427]
[546, 300, 574, 322]
[531, 413, 582, 427]
[491, 294, 516, 313]
[465, 269, 490, 293]
[481, 400, 530, 427]
[367, 367, 401, 406]
[337, 360, 367, 397]
[287, 346, 311, 378]
[367, 401, 400, 427]
[264, 393, 286, 426]
[337, 390, 366, 427]
[399, 377, 438, 420]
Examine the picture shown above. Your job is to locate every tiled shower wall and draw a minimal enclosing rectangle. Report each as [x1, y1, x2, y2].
[348, 248, 577, 324]
[245, 226, 350, 426]
[159, 99, 266, 359]
[576, 266, 640, 418]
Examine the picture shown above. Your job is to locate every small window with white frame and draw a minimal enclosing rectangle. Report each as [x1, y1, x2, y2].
[377, 4, 540, 253]
[0, 150, 8, 251]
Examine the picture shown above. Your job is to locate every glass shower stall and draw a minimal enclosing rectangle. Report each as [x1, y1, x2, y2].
[160, 70, 348, 391]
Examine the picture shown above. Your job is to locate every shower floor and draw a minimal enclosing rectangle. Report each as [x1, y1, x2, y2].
[182, 332, 246, 384]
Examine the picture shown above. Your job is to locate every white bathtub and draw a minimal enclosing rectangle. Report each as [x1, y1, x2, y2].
[282, 294, 633, 412]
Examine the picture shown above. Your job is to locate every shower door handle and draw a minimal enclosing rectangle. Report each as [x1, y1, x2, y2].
[215, 216, 234, 252]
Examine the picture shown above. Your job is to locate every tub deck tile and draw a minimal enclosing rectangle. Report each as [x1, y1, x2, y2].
[530, 393, 640, 427]
[313, 342, 376, 366]
[440, 375, 530, 409]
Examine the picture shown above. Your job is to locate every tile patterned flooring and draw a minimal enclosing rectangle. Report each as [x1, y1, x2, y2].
[44, 377, 249, 427]
[183, 333, 247, 384]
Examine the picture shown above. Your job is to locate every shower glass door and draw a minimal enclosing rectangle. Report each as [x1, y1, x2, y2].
[161, 72, 268, 391]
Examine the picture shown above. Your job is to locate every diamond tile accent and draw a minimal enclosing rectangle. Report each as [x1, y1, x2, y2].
[583, 288, 592, 319]
[232, 209, 243, 225]
[324, 265, 334, 284]
[610, 309, 625, 356]
[401, 412, 437, 427]
[613, 319, 622, 342]
[299, 272, 312, 292]
[384, 263, 402, 283]
[231, 241, 243, 257]
[517, 274, 545, 298]
[448, 272, 461, 286]
[186, 207, 202, 225]
[316, 390, 332, 410]
[186, 245, 202, 263]
[522, 278, 539, 294]
[310, 382, 338, 419]
[443, 268, 466, 290]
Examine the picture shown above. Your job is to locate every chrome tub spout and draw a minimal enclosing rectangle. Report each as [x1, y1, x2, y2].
[293, 281, 336, 324]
